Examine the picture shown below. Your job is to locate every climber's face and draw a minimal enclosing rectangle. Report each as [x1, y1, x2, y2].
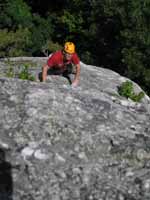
[63, 51, 73, 61]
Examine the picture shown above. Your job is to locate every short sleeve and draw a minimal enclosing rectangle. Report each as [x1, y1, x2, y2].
[72, 53, 80, 65]
[47, 53, 56, 67]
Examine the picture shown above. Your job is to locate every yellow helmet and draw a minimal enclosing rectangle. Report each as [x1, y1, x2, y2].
[64, 42, 75, 54]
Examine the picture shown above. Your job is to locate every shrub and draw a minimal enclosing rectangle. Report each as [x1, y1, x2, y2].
[6, 66, 15, 78]
[118, 81, 144, 102]
[5, 64, 35, 81]
[18, 64, 35, 81]
[30, 14, 54, 55]
[0, 27, 32, 57]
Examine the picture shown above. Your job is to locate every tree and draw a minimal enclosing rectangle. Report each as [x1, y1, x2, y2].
[0, 27, 32, 57]
[0, 0, 33, 29]
[90, 0, 150, 95]
[29, 14, 54, 55]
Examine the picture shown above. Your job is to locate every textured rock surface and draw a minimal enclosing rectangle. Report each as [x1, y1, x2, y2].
[0, 57, 150, 200]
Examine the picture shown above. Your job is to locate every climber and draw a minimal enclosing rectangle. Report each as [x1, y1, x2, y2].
[42, 42, 80, 87]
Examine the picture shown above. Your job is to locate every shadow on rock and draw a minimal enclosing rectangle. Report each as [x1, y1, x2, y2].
[0, 148, 13, 200]
[38, 67, 74, 85]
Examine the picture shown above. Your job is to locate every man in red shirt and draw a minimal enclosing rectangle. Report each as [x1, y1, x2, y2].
[42, 42, 80, 87]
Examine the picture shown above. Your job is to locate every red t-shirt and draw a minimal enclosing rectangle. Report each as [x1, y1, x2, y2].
[47, 50, 80, 70]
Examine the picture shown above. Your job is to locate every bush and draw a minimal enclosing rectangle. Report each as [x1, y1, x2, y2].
[6, 64, 35, 81]
[0, 27, 32, 57]
[18, 64, 35, 81]
[0, 0, 33, 29]
[29, 14, 54, 55]
[118, 81, 144, 102]
[6, 66, 15, 78]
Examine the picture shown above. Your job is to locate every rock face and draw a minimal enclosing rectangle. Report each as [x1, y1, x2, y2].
[0, 57, 150, 200]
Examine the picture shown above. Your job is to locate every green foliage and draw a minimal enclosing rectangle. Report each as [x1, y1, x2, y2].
[118, 81, 144, 102]
[6, 66, 15, 78]
[0, 0, 32, 29]
[118, 81, 134, 98]
[121, 47, 144, 79]
[81, 51, 94, 65]
[29, 14, 54, 55]
[5, 64, 35, 81]
[93, 0, 150, 95]
[0, 27, 32, 57]
[0, 0, 10, 28]
[42, 40, 62, 56]
[60, 10, 83, 33]
[18, 64, 35, 81]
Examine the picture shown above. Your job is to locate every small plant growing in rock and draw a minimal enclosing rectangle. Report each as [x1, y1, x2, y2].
[6, 64, 35, 81]
[18, 64, 35, 81]
[118, 81, 144, 102]
[6, 66, 15, 78]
